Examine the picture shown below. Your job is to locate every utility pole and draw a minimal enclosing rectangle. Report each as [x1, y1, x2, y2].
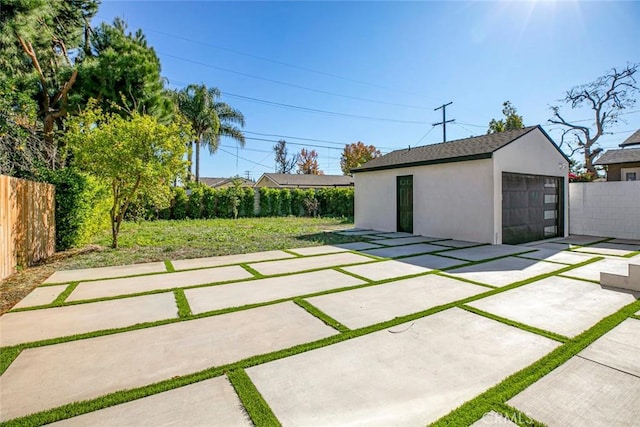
[432, 102, 455, 143]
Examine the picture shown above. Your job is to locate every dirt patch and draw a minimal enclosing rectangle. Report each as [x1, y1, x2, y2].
[0, 246, 102, 314]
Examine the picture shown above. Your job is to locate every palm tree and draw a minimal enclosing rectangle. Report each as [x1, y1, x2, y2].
[175, 84, 245, 182]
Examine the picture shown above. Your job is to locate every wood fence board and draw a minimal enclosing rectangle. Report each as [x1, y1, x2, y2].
[0, 175, 55, 280]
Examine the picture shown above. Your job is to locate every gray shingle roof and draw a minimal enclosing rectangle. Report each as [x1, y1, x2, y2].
[353, 126, 542, 172]
[594, 148, 640, 165]
[260, 173, 353, 187]
[200, 177, 254, 188]
[620, 129, 640, 147]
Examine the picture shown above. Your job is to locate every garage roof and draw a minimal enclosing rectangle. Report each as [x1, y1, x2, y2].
[353, 125, 563, 172]
[619, 129, 640, 147]
[594, 148, 640, 165]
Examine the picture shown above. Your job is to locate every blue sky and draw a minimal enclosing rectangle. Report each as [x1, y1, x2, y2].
[94, 1, 640, 179]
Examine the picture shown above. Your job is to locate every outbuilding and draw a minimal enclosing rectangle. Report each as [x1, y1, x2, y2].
[352, 125, 569, 244]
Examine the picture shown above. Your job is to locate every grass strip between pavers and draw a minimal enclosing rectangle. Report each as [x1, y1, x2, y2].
[173, 289, 192, 318]
[51, 282, 79, 305]
[429, 298, 640, 427]
[227, 369, 282, 427]
[630, 315, 640, 321]
[238, 263, 263, 278]
[491, 402, 546, 427]
[0, 257, 605, 425]
[163, 260, 175, 273]
[459, 305, 569, 343]
[294, 299, 350, 333]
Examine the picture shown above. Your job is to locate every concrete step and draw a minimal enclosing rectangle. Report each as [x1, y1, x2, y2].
[600, 261, 640, 292]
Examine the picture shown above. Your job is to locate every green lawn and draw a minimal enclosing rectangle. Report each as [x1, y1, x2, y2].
[1, 217, 356, 314]
[78, 216, 356, 269]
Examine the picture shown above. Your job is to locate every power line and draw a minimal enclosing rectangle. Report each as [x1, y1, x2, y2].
[244, 130, 396, 150]
[415, 125, 436, 145]
[221, 92, 428, 125]
[142, 27, 431, 99]
[217, 147, 273, 170]
[164, 77, 428, 125]
[158, 51, 430, 110]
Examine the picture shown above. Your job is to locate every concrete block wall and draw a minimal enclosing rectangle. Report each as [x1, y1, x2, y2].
[569, 182, 640, 239]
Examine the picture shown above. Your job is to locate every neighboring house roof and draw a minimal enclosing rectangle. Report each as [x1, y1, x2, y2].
[353, 125, 566, 173]
[200, 177, 254, 188]
[256, 173, 354, 188]
[620, 129, 640, 147]
[594, 148, 640, 165]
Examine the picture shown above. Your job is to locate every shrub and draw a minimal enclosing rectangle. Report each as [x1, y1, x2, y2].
[187, 185, 204, 219]
[171, 187, 188, 220]
[202, 186, 217, 218]
[40, 168, 111, 250]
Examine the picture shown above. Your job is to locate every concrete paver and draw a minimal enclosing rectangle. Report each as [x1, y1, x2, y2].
[398, 254, 468, 270]
[609, 238, 640, 245]
[185, 270, 365, 314]
[431, 239, 482, 248]
[508, 357, 640, 427]
[51, 376, 251, 427]
[373, 232, 414, 238]
[467, 276, 637, 337]
[43, 262, 168, 284]
[289, 242, 379, 256]
[0, 293, 178, 347]
[579, 319, 640, 377]
[445, 257, 563, 287]
[341, 260, 430, 281]
[370, 236, 438, 246]
[336, 230, 374, 236]
[67, 265, 253, 302]
[363, 243, 445, 258]
[443, 245, 533, 261]
[517, 248, 595, 265]
[526, 242, 574, 251]
[471, 411, 519, 426]
[562, 258, 632, 282]
[306, 275, 488, 329]
[0, 302, 335, 422]
[554, 235, 605, 245]
[248, 252, 372, 276]
[574, 242, 639, 257]
[247, 308, 558, 427]
[171, 250, 294, 270]
[12, 285, 68, 309]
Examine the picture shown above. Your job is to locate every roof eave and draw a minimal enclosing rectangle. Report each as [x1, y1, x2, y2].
[352, 152, 493, 173]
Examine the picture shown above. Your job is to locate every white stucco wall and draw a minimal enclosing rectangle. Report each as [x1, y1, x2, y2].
[569, 182, 640, 239]
[492, 129, 570, 243]
[354, 159, 495, 243]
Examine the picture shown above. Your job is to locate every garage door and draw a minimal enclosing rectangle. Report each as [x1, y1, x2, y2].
[502, 173, 563, 245]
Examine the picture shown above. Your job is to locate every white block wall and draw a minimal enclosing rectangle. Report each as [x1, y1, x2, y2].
[569, 182, 640, 239]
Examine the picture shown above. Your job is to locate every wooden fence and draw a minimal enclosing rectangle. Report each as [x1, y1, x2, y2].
[0, 175, 55, 280]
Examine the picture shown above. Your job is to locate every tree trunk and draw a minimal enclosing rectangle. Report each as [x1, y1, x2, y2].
[195, 139, 201, 183]
[585, 147, 596, 174]
[187, 141, 194, 181]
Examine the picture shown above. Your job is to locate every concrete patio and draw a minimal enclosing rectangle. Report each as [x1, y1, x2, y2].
[1, 231, 638, 425]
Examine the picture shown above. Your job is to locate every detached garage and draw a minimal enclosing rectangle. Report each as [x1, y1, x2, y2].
[352, 125, 569, 244]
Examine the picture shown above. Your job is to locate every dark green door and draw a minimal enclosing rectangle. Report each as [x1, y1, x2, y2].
[397, 175, 413, 233]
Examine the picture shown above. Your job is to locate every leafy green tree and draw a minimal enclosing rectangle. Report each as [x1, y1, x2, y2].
[70, 18, 172, 120]
[0, 0, 99, 167]
[174, 84, 246, 182]
[340, 141, 381, 175]
[64, 101, 191, 248]
[487, 101, 524, 134]
[549, 63, 638, 173]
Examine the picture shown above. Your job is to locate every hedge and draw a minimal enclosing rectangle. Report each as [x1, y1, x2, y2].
[127, 185, 354, 220]
[39, 168, 111, 250]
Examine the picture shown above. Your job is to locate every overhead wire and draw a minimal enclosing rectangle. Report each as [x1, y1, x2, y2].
[159, 51, 430, 110]
[141, 26, 431, 99]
